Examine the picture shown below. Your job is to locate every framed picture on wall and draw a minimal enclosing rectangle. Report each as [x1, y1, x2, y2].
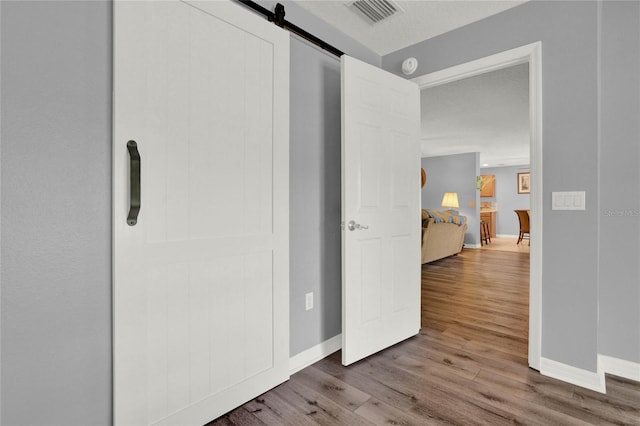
[517, 172, 530, 194]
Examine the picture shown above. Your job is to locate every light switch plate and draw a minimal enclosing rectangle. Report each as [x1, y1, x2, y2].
[552, 191, 586, 210]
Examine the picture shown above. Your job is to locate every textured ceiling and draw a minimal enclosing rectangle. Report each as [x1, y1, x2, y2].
[293, 0, 527, 55]
[421, 63, 530, 167]
[291, 0, 531, 166]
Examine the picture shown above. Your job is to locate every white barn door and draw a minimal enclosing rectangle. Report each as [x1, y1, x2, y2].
[113, 1, 289, 424]
[341, 55, 421, 365]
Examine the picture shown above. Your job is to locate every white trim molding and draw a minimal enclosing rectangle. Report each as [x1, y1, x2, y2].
[289, 334, 342, 375]
[496, 234, 519, 238]
[541, 357, 606, 393]
[412, 41, 543, 371]
[464, 243, 482, 249]
[599, 354, 640, 382]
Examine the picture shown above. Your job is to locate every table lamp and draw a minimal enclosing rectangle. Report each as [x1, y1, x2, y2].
[441, 192, 459, 210]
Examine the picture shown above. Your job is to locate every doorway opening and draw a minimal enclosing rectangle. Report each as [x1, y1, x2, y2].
[412, 42, 542, 370]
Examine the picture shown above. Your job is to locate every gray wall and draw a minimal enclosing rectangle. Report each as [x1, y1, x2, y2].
[0, 1, 379, 424]
[289, 38, 343, 355]
[1, 1, 112, 424]
[251, 1, 379, 358]
[481, 166, 530, 236]
[597, 1, 640, 364]
[422, 153, 480, 246]
[384, 0, 640, 370]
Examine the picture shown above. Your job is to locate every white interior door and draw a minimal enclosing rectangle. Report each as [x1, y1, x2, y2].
[341, 55, 421, 365]
[113, 1, 289, 425]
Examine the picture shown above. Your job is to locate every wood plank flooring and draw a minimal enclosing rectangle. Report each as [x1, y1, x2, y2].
[208, 249, 640, 425]
[479, 236, 530, 254]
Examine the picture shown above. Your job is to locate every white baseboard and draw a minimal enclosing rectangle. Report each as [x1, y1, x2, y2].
[599, 354, 640, 382]
[540, 357, 606, 393]
[289, 334, 342, 375]
[464, 243, 481, 249]
[497, 234, 519, 238]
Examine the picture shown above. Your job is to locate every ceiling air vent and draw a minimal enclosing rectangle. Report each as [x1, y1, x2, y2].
[351, 0, 403, 24]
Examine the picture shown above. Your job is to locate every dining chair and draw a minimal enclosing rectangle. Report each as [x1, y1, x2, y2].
[514, 210, 530, 245]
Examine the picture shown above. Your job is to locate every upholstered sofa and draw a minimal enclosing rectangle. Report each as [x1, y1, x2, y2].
[421, 209, 467, 264]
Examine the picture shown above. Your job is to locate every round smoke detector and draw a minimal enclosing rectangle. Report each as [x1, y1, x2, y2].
[402, 57, 418, 75]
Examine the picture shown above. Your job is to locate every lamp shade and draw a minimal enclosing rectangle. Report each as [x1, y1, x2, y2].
[441, 192, 459, 208]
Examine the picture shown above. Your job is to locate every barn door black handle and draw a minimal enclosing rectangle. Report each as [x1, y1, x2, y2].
[127, 140, 140, 226]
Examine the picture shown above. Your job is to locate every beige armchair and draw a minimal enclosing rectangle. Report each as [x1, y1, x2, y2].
[421, 210, 466, 264]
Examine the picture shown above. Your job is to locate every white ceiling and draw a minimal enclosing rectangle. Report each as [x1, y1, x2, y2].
[293, 0, 527, 56]
[421, 63, 530, 167]
[292, 0, 531, 167]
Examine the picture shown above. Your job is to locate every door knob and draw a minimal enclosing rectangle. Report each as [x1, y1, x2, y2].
[347, 220, 369, 231]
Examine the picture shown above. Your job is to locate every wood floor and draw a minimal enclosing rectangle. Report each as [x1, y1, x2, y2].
[208, 250, 640, 425]
[479, 236, 530, 254]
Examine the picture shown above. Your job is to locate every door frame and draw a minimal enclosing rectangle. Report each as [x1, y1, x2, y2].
[411, 41, 542, 370]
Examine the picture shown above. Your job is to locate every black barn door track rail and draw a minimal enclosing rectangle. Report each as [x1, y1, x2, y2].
[237, 1, 344, 58]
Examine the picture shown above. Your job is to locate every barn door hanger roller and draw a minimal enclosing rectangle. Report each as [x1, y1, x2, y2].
[237, 1, 344, 57]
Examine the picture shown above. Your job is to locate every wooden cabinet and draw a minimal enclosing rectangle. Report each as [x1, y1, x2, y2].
[480, 174, 495, 197]
[480, 211, 496, 238]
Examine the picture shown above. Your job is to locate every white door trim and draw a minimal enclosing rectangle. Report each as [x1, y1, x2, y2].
[411, 41, 543, 370]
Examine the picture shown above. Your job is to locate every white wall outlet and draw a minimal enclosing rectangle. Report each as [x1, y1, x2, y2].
[305, 292, 314, 311]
